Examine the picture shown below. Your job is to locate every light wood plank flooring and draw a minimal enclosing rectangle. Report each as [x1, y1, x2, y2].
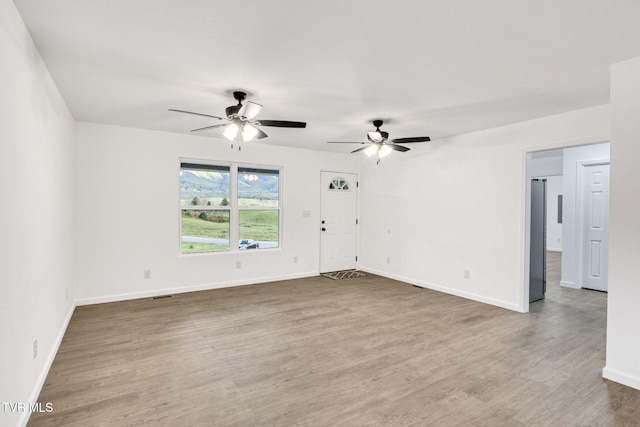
[29, 265, 640, 426]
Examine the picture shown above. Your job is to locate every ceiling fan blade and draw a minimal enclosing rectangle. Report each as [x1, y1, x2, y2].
[351, 145, 372, 153]
[238, 101, 262, 121]
[389, 144, 410, 152]
[190, 123, 227, 132]
[255, 127, 269, 139]
[367, 131, 384, 143]
[326, 141, 367, 144]
[258, 120, 307, 128]
[169, 109, 226, 120]
[391, 136, 431, 143]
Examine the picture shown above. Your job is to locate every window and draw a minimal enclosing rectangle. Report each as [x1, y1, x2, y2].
[329, 177, 350, 190]
[238, 167, 280, 250]
[180, 163, 231, 253]
[180, 161, 281, 254]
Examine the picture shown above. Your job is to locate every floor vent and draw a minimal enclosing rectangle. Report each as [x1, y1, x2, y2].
[152, 295, 173, 300]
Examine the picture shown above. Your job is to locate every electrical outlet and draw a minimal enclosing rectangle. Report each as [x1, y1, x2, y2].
[144, 270, 151, 279]
[236, 261, 242, 269]
[293, 256, 298, 263]
[387, 257, 391, 264]
[464, 269, 471, 279]
[33, 339, 38, 359]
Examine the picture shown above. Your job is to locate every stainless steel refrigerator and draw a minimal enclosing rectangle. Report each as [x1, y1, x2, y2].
[530, 179, 546, 303]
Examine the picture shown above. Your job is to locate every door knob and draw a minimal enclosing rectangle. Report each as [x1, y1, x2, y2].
[321, 227, 326, 231]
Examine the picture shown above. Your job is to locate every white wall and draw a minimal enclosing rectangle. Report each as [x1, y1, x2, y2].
[74, 122, 360, 303]
[0, 1, 76, 426]
[560, 143, 610, 288]
[528, 150, 563, 177]
[358, 105, 610, 312]
[604, 56, 640, 390]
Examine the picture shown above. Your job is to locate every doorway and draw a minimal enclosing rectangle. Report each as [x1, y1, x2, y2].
[320, 171, 358, 273]
[525, 142, 610, 309]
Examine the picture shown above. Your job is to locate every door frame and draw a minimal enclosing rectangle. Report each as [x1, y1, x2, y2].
[522, 139, 610, 312]
[319, 170, 359, 273]
[576, 160, 610, 290]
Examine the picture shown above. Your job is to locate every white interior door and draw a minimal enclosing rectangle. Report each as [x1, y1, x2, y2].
[581, 163, 610, 291]
[320, 172, 357, 273]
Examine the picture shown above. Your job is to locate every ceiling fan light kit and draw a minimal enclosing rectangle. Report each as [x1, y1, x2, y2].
[223, 121, 239, 140]
[241, 123, 259, 142]
[364, 144, 378, 156]
[378, 144, 392, 158]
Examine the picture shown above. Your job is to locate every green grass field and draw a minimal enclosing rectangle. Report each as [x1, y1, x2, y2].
[181, 210, 278, 253]
[238, 210, 279, 240]
[181, 241, 229, 254]
[181, 216, 229, 238]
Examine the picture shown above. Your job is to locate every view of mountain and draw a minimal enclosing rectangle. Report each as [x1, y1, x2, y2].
[180, 170, 278, 201]
[180, 170, 229, 199]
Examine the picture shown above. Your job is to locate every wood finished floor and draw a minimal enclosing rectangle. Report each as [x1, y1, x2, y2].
[29, 256, 640, 426]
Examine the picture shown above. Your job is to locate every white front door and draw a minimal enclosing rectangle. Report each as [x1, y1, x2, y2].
[581, 163, 610, 291]
[320, 172, 358, 273]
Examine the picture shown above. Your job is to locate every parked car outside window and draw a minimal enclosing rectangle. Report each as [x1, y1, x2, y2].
[239, 239, 259, 249]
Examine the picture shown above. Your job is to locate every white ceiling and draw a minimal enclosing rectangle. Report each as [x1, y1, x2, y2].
[13, 0, 640, 152]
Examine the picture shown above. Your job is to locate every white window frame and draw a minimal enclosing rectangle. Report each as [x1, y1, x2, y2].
[179, 158, 282, 255]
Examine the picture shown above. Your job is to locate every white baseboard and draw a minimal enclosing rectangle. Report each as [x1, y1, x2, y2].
[603, 366, 640, 391]
[359, 266, 522, 312]
[560, 280, 580, 289]
[19, 303, 75, 427]
[76, 271, 319, 306]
